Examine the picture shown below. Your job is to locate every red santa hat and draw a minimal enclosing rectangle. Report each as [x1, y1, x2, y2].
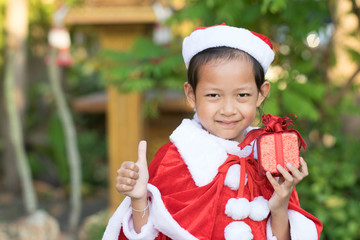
[182, 23, 275, 73]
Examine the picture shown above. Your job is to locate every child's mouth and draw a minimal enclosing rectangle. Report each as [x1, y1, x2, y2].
[217, 120, 239, 127]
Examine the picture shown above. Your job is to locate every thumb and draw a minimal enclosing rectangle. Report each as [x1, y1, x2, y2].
[137, 140, 148, 166]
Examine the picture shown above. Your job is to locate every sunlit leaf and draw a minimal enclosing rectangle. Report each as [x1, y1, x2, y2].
[288, 82, 326, 101]
[131, 37, 168, 59]
[344, 46, 360, 62]
[263, 98, 280, 115]
[282, 90, 319, 121]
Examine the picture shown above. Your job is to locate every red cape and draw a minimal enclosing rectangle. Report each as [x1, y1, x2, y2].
[119, 142, 323, 239]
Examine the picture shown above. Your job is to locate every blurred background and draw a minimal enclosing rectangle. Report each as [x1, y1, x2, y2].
[0, 0, 359, 239]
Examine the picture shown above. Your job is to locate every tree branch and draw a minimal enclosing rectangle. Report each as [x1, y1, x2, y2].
[350, 0, 360, 30]
[330, 65, 360, 106]
[48, 48, 82, 236]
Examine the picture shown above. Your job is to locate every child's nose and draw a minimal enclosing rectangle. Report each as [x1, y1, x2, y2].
[220, 99, 236, 116]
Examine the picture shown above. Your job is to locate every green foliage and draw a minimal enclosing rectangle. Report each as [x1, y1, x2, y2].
[46, 112, 107, 187]
[282, 89, 320, 121]
[0, 0, 6, 66]
[76, 121, 107, 186]
[85, 211, 109, 240]
[288, 82, 326, 101]
[28, 153, 46, 177]
[49, 114, 69, 184]
[100, 37, 185, 93]
[99, 36, 185, 117]
[261, 0, 287, 14]
[298, 133, 360, 239]
[64, 0, 86, 7]
[88, 223, 107, 240]
[345, 46, 360, 63]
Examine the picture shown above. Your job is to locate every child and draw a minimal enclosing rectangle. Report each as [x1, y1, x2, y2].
[103, 24, 323, 240]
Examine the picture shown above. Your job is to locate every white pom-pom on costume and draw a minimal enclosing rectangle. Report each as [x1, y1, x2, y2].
[249, 196, 270, 221]
[224, 164, 248, 190]
[225, 198, 250, 220]
[224, 221, 253, 240]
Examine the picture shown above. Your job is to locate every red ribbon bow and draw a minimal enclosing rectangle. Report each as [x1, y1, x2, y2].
[218, 154, 267, 199]
[238, 114, 307, 151]
[262, 114, 295, 132]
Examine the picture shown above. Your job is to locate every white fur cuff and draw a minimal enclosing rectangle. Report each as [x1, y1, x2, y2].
[266, 209, 318, 240]
[102, 192, 159, 240]
[122, 201, 159, 240]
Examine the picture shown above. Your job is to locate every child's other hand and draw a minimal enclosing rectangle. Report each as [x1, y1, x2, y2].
[116, 141, 149, 200]
[266, 157, 308, 212]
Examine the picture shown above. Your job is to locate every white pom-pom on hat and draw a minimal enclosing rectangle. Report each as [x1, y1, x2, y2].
[224, 221, 253, 240]
[225, 198, 251, 220]
[182, 23, 275, 73]
[249, 196, 270, 221]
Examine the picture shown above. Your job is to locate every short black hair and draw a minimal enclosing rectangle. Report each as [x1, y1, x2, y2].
[187, 47, 265, 94]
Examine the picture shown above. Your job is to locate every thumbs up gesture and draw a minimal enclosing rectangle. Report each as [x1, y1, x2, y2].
[116, 141, 149, 200]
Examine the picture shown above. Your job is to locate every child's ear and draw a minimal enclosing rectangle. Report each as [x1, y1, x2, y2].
[184, 82, 196, 109]
[256, 81, 271, 107]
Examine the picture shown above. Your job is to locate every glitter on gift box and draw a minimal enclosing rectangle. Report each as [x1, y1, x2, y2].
[258, 132, 300, 176]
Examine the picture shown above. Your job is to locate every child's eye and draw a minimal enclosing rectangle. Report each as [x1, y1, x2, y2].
[206, 94, 220, 98]
[237, 93, 250, 97]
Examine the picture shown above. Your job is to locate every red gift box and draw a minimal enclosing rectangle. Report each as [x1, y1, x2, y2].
[239, 114, 307, 177]
[257, 131, 301, 176]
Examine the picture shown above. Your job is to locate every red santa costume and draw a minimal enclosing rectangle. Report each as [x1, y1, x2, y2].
[102, 24, 323, 240]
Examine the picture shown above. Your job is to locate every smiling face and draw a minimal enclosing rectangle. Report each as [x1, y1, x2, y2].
[185, 57, 270, 143]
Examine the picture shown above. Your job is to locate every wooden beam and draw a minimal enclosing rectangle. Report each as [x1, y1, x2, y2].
[64, 6, 157, 25]
[71, 90, 192, 114]
[72, 91, 107, 113]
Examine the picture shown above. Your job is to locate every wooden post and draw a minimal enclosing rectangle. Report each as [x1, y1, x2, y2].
[96, 24, 152, 213]
[107, 89, 143, 212]
[63, 3, 156, 213]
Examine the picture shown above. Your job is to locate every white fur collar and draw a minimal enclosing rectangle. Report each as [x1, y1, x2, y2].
[169, 114, 257, 187]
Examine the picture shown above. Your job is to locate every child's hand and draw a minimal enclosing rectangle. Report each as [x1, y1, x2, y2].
[116, 141, 149, 200]
[266, 157, 308, 212]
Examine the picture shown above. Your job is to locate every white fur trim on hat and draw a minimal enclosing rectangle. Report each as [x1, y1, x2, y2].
[225, 198, 251, 220]
[249, 196, 270, 221]
[182, 24, 275, 73]
[224, 221, 253, 240]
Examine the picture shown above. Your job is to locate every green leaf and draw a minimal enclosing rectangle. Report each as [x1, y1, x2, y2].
[288, 81, 326, 101]
[122, 78, 155, 92]
[263, 98, 281, 115]
[28, 153, 46, 177]
[161, 77, 184, 90]
[292, 61, 315, 73]
[282, 90, 320, 121]
[131, 36, 168, 59]
[100, 49, 136, 63]
[161, 55, 184, 70]
[261, 0, 287, 14]
[344, 46, 360, 62]
[49, 114, 69, 184]
[173, 1, 209, 22]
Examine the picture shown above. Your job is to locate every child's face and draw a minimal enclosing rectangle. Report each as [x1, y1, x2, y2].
[185, 58, 270, 143]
